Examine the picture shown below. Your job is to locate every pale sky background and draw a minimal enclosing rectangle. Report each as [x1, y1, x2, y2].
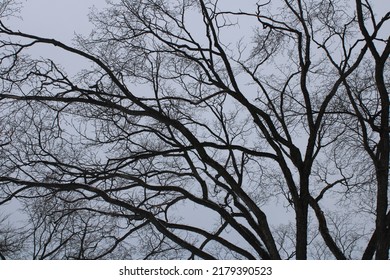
[9, 0, 388, 67]
[19, 0, 106, 39]
[1, 0, 389, 258]
[10, 0, 389, 63]
[15, 0, 389, 37]
[5, 0, 287, 248]
[8, 0, 389, 220]
[4, 0, 236, 241]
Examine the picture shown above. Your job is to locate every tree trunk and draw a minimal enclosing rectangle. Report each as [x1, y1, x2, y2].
[295, 177, 309, 260]
[374, 50, 389, 260]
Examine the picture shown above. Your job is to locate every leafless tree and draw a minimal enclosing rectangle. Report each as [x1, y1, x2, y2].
[321, 0, 390, 259]
[0, 214, 25, 259]
[0, 0, 388, 259]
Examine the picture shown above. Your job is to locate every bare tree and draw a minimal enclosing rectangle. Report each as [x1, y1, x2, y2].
[322, 0, 390, 259]
[0, 0, 388, 259]
[0, 214, 25, 259]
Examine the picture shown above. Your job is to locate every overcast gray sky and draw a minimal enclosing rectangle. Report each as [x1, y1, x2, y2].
[2, 0, 389, 259]
[19, 0, 106, 40]
[11, 0, 389, 223]
[13, 1, 389, 49]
